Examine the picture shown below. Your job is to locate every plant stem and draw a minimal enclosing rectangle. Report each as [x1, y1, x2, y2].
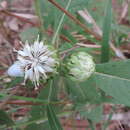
[48, 80, 53, 102]
[52, 0, 72, 45]
[0, 93, 71, 106]
[5, 111, 72, 129]
[6, 100, 70, 106]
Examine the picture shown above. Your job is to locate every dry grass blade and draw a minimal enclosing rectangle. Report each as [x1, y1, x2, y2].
[119, 0, 130, 23]
[78, 9, 126, 59]
[0, 87, 20, 109]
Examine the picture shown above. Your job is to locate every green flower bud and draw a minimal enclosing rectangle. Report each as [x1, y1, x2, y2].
[67, 52, 95, 82]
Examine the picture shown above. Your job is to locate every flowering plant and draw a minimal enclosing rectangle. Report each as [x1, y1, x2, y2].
[2, 0, 130, 129]
[8, 36, 59, 88]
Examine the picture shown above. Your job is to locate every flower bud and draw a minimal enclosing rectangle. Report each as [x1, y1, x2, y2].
[67, 52, 95, 82]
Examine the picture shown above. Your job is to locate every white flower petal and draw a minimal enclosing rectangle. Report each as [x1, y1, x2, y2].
[42, 65, 53, 72]
[39, 56, 48, 62]
[37, 66, 47, 78]
[24, 68, 35, 83]
[17, 56, 31, 65]
[8, 62, 24, 77]
[18, 50, 28, 56]
[45, 58, 55, 65]
[8, 35, 58, 88]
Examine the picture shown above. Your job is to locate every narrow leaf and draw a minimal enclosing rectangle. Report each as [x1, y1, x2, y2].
[101, 0, 112, 62]
[30, 79, 55, 120]
[96, 59, 130, 79]
[0, 110, 14, 126]
[47, 105, 63, 130]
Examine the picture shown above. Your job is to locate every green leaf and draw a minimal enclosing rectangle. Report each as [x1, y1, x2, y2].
[59, 43, 73, 52]
[69, 0, 90, 10]
[26, 80, 55, 129]
[49, 77, 60, 101]
[86, 0, 107, 26]
[61, 29, 77, 44]
[34, 0, 44, 34]
[80, 105, 103, 123]
[65, 76, 101, 104]
[0, 93, 48, 104]
[47, 105, 63, 130]
[6, 77, 23, 88]
[19, 28, 39, 42]
[27, 76, 61, 128]
[26, 123, 50, 130]
[0, 110, 14, 126]
[26, 123, 43, 130]
[65, 59, 130, 106]
[96, 59, 130, 79]
[94, 72, 130, 106]
[30, 79, 54, 120]
[101, 0, 112, 63]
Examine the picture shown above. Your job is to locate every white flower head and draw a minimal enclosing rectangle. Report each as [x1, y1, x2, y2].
[67, 52, 95, 82]
[8, 36, 58, 87]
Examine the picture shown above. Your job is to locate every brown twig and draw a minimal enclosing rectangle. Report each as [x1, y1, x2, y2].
[77, 9, 126, 59]
[47, 29, 71, 42]
[60, 45, 79, 55]
[5, 100, 70, 106]
[0, 9, 72, 43]
[48, 0, 101, 41]
[0, 10, 39, 27]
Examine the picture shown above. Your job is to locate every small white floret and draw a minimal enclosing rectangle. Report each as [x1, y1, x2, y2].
[7, 36, 58, 88]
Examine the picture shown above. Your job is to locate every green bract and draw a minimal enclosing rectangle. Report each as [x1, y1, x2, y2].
[67, 52, 95, 82]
